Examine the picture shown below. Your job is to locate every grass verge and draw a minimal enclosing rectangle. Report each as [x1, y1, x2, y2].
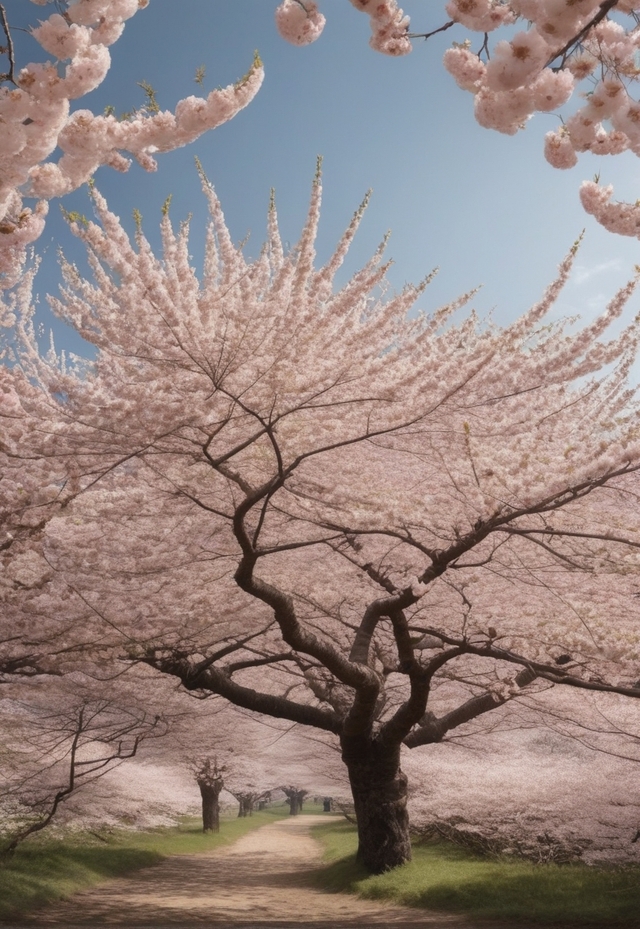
[311, 819, 640, 926]
[0, 805, 289, 922]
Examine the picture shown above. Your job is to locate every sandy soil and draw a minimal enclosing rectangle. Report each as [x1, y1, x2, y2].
[17, 815, 472, 928]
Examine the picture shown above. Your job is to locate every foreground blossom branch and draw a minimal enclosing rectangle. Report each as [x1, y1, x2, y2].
[0, 0, 264, 290]
[275, 0, 640, 238]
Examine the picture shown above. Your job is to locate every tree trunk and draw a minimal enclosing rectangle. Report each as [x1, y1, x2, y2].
[198, 783, 221, 833]
[283, 787, 306, 815]
[341, 736, 411, 874]
[237, 795, 254, 817]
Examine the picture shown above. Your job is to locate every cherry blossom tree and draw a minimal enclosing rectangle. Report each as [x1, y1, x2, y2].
[0, 0, 263, 291]
[275, 0, 640, 239]
[193, 757, 224, 832]
[283, 786, 308, 815]
[405, 695, 640, 865]
[0, 680, 166, 855]
[5, 164, 640, 872]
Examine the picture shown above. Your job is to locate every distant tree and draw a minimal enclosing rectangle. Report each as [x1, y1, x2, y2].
[193, 757, 225, 833]
[283, 786, 308, 816]
[232, 791, 264, 817]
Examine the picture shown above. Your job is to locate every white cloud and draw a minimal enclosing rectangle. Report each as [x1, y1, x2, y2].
[572, 258, 624, 286]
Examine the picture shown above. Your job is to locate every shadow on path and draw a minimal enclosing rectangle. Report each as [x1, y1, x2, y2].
[10, 816, 486, 928]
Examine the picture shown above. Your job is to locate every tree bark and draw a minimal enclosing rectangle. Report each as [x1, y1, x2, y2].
[341, 735, 411, 873]
[198, 782, 221, 833]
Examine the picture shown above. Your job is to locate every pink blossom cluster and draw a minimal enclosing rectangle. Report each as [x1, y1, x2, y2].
[579, 179, 640, 237]
[440, 3, 640, 236]
[272, 1, 640, 237]
[275, 1, 411, 55]
[274, 0, 326, 46]
[348, 0, 412, 56]
[446, 0, 515, 32]
[0, 0, 264, 290]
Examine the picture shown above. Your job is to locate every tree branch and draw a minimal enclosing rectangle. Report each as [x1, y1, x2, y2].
[404, 667, 537, 748]
[0, 4, 16, 85]
[144, 650, 342, 734]
[547, 0, 620, 69]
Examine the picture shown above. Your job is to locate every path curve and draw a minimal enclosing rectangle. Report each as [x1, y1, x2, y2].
[20, 815, 471, 928]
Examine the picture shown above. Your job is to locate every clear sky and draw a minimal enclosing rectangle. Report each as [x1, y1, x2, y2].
[16, 0, 640, 353]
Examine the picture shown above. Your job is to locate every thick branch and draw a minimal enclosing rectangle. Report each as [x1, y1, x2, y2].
[380, 647, 464, 746]
[233, 494, 378, 691]
[404, 667, 537, 748]
[412, 628, 640, 701]
[144, 650, 341, 735]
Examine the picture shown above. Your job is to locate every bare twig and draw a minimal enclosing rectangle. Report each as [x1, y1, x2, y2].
[408, 20, 455, 42]
[0, 3, 16, 85]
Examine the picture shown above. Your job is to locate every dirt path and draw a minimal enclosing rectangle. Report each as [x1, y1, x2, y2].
[19, 815, 471, 928]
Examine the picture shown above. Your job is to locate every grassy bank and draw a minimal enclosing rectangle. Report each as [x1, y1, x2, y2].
[0, 805, 289, 922]
[311, 819, 640, 926]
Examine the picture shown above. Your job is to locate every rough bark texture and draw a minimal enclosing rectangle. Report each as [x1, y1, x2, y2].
[342, 736, 411, 873]
[198, 782, 221, 833]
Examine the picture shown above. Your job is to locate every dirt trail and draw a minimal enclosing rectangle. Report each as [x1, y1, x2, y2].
[20, 815, 470, 928]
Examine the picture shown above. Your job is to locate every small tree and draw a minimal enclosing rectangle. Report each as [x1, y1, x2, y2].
[231, 789, 270, 817]
[0, 696, 164, 857]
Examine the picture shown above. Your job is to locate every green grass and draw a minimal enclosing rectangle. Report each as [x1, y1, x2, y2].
[311, 820, 640, 927]
[0, 805, 289, 922]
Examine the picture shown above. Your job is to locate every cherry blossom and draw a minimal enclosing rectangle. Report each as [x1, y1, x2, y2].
[0, 1, 264, 289]
[274, 0, 326, 46]
[348, 0, 412, 55]
[272, 1, 640, 238]
[5, 167, 640, 870]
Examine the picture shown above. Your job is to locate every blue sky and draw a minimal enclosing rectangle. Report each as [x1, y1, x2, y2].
[16, 0, 640, 352]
